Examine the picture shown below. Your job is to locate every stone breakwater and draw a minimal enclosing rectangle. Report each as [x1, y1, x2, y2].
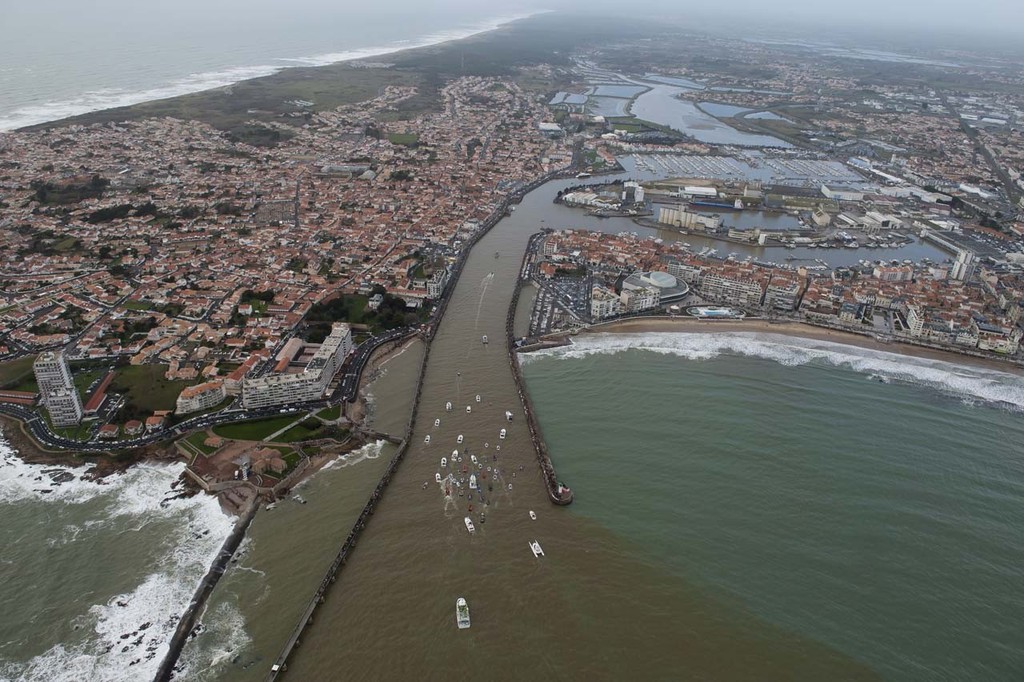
[506, 233, 572, 505]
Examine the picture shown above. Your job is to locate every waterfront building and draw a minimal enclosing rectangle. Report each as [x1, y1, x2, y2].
[622, 271, 690, 305]
[658, 205, 721, 231]
[176, 380, 227, 415]
[590, 285, 623, 320]
[951, 250, 976, 282]
[427, 269, 449, 299]
[33, 351, 83, 427]
[242, 323, 352, 409]
[620, 286, 660, 313]
[699, 273, 764, 309]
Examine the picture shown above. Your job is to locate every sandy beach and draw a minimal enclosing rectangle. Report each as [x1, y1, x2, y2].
[583, 317, 1024, 376]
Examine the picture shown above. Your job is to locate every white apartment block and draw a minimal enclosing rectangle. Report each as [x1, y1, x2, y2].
[176, 380, 227, 415]
[699, 274, 764, 308]
[34, 351, 83, 426]
[242, 323, 353, 409]
[590, 285, 623, 320]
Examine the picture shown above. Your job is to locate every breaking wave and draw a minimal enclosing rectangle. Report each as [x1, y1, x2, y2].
[0, 12, 541, 131]
[524, 332, 1024, 411]
[0, 437, 235, 681]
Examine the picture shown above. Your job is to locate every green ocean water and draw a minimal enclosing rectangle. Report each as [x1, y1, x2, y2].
[522, 332, 1024, 681]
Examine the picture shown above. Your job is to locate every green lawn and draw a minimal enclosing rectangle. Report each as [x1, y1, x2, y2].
[387, 132, 420, 146]
[213, 415, 299, 441]
[0, 355, 38, 390]
[122, 300, 152, 311]
[316, 404, 342, 421]
[184, 430, 219, 455]
[109, 364, 188, 414]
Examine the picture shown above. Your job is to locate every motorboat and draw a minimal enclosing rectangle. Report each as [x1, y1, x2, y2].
[293, 495, 306, 505]
[452, 449, 459, 458]
[424, 435, 431, 444]
[471, 455, 478, 465]
[457, 434, 464, 444]
[446, 402, 452, 411]
[529, 510, 536, 520]
[529, 541, 544, 557]
[456, 597, 471, 629]
[435, 473, 442, 483]
[265, 503, 277, 511]
[441, 457, 447, 468]
[466, 406, 472, 413]
[475, 394, 481, 402]
[482, 335, 488, 344]
[499, 428, 506, 440]
[434, 418, 440, 427]
[505, 411, 513, 422]
[464, 517, 475, 534]
[469, 474, 477, 489]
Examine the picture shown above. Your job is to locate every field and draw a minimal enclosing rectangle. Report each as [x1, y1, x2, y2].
[387, 132, 420, 146]
[109, 364, 187, 414]
[183, 430, 219, 456]
[0, 355, 38, 390]
[316, 404, 342, 421]
[213, 415, 299, 441]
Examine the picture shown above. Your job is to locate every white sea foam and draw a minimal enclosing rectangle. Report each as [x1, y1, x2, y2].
[525, 332, 1024, 411]
[0, 437, 235, 681]
[317, 439, 386, 475]
[0, 12, 543, 131]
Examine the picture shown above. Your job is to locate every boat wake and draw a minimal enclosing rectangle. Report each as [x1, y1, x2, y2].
[474, 271, 496, 329]
[524, 332, 1024, 411]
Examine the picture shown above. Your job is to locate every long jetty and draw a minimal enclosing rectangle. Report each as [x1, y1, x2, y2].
[153, 498, 259, 682]
[263, 166, 576, 680]
[506, 233, 573, 505]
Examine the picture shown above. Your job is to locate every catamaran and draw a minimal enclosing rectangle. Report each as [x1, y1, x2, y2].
[530, 541, 544, 557]
[456, 597, 471, 629]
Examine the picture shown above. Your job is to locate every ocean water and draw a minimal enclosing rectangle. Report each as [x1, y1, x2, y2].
[521, 332, 1024, 680]
[0, 1, 539, 130]
[0, 440, 235, 681]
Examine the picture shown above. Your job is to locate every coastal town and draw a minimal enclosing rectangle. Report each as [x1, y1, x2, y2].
[1, 19, 1024, 478]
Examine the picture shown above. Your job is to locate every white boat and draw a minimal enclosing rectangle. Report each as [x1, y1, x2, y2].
[293, 495, 306, 505]
[471, 455, 478, 465]
[505, 411, 513, 422]
[475, 394, 481, 402]
[434, 418, 440, 427]
[469, 474, 477, 489]
[482, 335, 488, 344]
[464, 517, 475, 534]
[452, 449, 459, 458]
[441, 457, 447, 468]
[456, 597, 471, 629]
[529, 510, 536, 520]
[499, 428, 506, 440]
[424, 435, 431, 444]
[435, 473, 442, 483]
[529, 540, 544, 557]
[446, 402, 452, 411]
[466, 406, 472, 413]
[265, 503, 277, 511]
[457, 434, 464, 443]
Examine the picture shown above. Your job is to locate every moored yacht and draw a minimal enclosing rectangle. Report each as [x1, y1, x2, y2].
[457, 434, 464, 443]
[424, 435, 431, 444]
[446, 402, 452, 411]
[464, 517, 475, 534]
[466, 405, 472, 413]
[441, 457, 447, 468]
[529, 510, 536, 520]
[434, 418, 440, 427]
[499, 428, 506, 440]
[475, 394, 481, 402]
[482, 335, 488, 344]
[505, 411, 513, 422]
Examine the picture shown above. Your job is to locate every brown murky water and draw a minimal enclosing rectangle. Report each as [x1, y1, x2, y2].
[281, 180, 875, 681]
